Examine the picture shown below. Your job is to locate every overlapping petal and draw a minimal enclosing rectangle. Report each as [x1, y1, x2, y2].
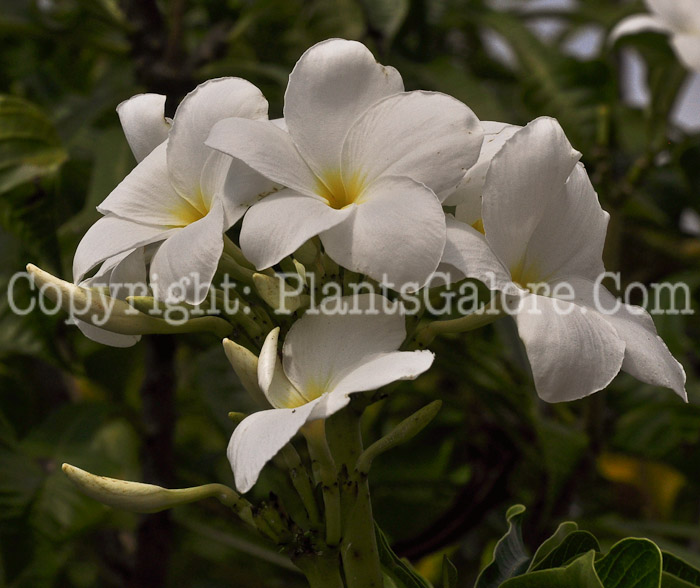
[282, 293, 406, 392]
[320, 176, 446, 288]
[207, 118, 318, 197]
[73, 215, 174, 283]
[239, 189, 352, 270]
[258, 328, 311, 409]
[117, 93, 170, 162]
[481, 117, 581, 273]
[440, 215, 512, 290]
[332, 350, 435, 396]
[516, 163, 608, 284]
[515, 293, 626, 402]
[97, 142, 194, 227]
[447, 121, 519, 210]
[228, 398, 321, 493]
[149, 200, 227, 304]
[74, 248, 149, 348]
[200, 151, 274, 224]
[341, 91, 483, 197]
[167, 78, 268, 203]
[567, 278, 687, 400]
[284, 38, 404, 176]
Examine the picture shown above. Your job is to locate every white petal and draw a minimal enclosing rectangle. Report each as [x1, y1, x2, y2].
[72, 248, 148, 348]
[199, 150, 272, 226]
[284, 38, 404, 176]
[240, 189, 352, 270]
[609, 14, 670, 44]
[228, 399, 321, 493]
[97, 142, 194, 227]
[441, 215, 512, 290]
[104, 248, 148, 300]
[73, 215, 174, 283]
[73, 319, 141, 348]
[672, 34, 700, 73]
[568, 278, 687, 400]
[167, 78, 268, 203]
[518, 163, 608, 284]
[258, 328, 309, 409]
[282, 294, 407, 393]
[332, 350, 434, 396]
[341, 91, 483, 197]
[320, 176, 446, 289]
[645, 0, 700, 32]
[207, 118, 318, 197]
[149, 200, 226, 304]
[447, 121, 520, 209]
[217, 157, 279, 223]
[481, 117, 581, 272]
[117, 93, 169, 162]
[515, 293, 625, 402]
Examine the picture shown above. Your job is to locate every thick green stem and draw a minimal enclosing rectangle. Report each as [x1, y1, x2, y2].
[294, 552, 345, 588]
[327, 407, 383, 588]
[279, 444, 322, 528]
[411, 296, 506, 348]
[303, 421, 342, 546]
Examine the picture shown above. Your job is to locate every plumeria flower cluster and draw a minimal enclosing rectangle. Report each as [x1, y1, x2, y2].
[32, 36, 687, 586]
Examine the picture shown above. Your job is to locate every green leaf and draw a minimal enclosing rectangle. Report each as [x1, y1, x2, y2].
[662, 552, 700, 587]
[663, 575, 700, 588]
[475, 504, 530, 588]
[529, 521, 579, 571]
[476, 12, 609, 151]
[0, 95, 67, 195]
[442, 555, 458, 588]
[533, 531, 601, 571]
[502, 551, 604, 588]
[0, 448, 44, 520]
[536, 419, 589, 506]
[375, 522, 432, 588]
[595, 538, 663, 588]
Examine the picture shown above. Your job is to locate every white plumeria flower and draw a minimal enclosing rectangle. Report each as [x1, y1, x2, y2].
[73, 247, 149, 347]
[442, 117, 686, 403]
[73, 78, 274, 305]
[610, 0, 700, 73]
[207, 38, 484, 289]
[228, 294, 434, 493]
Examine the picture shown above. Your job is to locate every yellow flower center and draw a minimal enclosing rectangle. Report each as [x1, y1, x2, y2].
[510, 259, 545, 293]
[471, 218, 485, 235]
[171, 190, 209, 227]
[278, 378, 329, 409]
[316, 170, 367, 210]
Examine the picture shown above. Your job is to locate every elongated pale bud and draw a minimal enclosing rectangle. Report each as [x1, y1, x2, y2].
[356, 400, 442, 475]
[62, 464, 253, 521]
[127, 295, 194, 314]
[292, 259, 307, 286]
[253, 272, 309, 315]
[27, 265, 232, 338]
[412, 297, 505, 348]
[222, 339, 269, 407]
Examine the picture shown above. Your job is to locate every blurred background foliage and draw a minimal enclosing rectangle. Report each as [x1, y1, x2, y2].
[0, 0, 698, 586]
